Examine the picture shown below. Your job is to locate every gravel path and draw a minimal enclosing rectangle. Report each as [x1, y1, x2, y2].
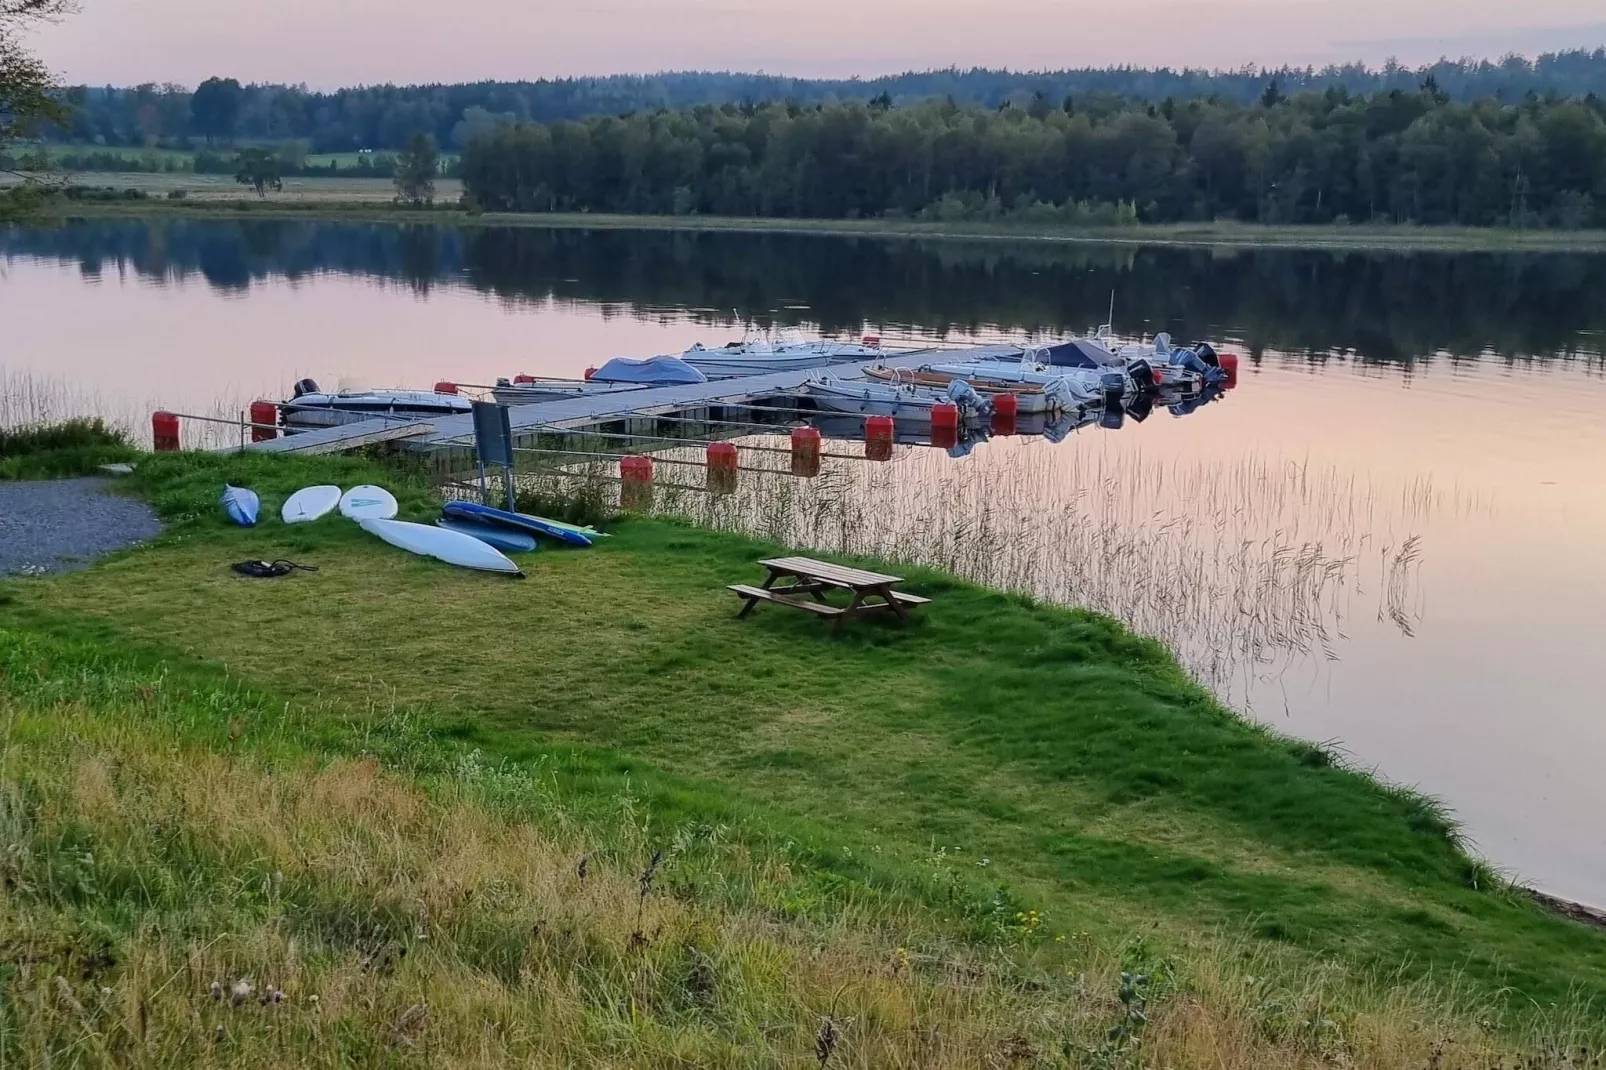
[0, 478, 162, 577]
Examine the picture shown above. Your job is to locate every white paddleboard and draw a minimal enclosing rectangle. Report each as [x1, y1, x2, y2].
[339, 485, 399, 521]
[282, 484, 342, 524]
[360, 518, 523, 577]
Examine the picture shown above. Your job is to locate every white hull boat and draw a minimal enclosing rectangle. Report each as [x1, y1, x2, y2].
[280, 379, 471, 431]
[802, 375, 1002, 421]
[864, 365, 1088, 414]
[681, 336, 885, 378]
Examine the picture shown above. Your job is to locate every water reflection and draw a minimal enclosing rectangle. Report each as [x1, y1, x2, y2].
[7, 220, 1606, 365]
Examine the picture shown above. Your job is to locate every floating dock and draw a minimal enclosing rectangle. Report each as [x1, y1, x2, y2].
[248, 344, 1025, 455]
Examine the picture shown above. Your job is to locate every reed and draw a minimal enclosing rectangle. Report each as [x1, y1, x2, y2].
[629, 436, 1455, 709]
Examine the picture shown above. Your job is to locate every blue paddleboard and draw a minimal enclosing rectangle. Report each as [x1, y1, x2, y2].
[221, 484, 260, 527]
[435, 519, 538, 554]
[441, 501, 593, 547]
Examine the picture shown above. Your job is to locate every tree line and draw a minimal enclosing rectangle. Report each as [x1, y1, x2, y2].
[457, 89, 1606, 228]
[33, 50, 1606, 153]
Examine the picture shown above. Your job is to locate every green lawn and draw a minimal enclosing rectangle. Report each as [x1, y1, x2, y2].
[3, 448, 1605, 1065]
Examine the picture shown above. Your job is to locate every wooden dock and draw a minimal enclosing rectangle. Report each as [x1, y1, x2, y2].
[243, 344, 1024, 455]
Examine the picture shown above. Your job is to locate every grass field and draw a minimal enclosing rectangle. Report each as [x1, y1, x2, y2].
[11, 170, 1606, 249]
[3, 447, 1606, 1066]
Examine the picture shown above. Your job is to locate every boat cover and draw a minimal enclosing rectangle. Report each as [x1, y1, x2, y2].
[592, 355, 708, 385]
[1034, 339, 1119, 369]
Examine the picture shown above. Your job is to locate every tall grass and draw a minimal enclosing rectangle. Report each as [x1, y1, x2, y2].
[0, 417, 136, 479]
[0, 368, 252, 451]
[2, 628, 1600, 1068]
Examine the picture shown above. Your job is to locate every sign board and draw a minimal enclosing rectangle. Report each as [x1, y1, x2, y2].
[471, 401, 515, 469]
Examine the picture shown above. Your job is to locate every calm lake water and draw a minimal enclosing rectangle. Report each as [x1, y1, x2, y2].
[5, 219, 1606, 907]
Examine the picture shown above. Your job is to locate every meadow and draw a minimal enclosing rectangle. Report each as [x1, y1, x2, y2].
[2, 445, 1605, 1066]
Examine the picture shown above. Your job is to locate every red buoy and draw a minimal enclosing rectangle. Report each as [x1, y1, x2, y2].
[790, 425, 822, 477]
[865, 414, 894, 461]
[991, 392, 1019, 436]
[1219, 352, 1240, 389]
[930, 402, 960, 449]
[152, 411, 180, 452]
[706, 441, 738, 494]
[513, 374, 536, 384]
[249, 400, 278, 442]
[620, 454, 654, 510]
[433, 380, 458, 395]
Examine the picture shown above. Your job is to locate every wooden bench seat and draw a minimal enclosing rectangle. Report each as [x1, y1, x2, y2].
[727, 584, 844, 616]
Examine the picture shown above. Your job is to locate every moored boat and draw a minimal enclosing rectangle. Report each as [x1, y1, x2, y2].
[801, 374, 1002, 422]
[280, 379, 472, 431]
[863, 365, 1087, 414]
[681, 334, 885, 378]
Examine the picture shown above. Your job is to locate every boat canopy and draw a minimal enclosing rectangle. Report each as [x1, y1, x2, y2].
[592, 355, 708, 385]
[1030, 340, 1119, 369]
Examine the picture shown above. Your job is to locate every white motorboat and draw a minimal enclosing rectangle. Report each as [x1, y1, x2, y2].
[863, 364, 1091, 414]
[681, 333, 885, 378]
[280, 379, 472, 431]
[802, 374, 1004, 422]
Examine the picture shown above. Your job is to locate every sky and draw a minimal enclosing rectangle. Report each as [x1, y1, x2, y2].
[22, 0, 1606, 88]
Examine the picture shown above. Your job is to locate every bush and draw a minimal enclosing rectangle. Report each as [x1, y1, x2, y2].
[166, 188, 188, 200]
[0, 418, 138, 480]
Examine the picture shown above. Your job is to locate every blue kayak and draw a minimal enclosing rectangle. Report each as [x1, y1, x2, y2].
[435, 518, 538, 554]
[221, 484, 259, 527]
[441, 501, 593, 547]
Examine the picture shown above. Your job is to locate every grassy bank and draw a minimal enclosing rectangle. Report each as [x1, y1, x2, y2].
[17, 175, 1606, 251]
[3, 448, 1606, 1066]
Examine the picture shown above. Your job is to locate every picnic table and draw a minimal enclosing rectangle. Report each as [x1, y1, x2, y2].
[729, 556, 931, 630]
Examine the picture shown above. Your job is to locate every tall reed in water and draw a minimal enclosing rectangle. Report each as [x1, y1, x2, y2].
[632, 435, 1452, 708]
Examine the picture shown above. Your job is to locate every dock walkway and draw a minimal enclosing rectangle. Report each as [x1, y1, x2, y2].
[247, 344, 1022, 455]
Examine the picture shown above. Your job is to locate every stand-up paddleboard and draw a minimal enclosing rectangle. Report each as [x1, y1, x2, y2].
[339, 485, 399, 521]
[532, 516, 610, 539]
[221, 484, 259, 527]
[360, 518, 523, 577]
[282, 484, 342, 524]
[441, 501, 592, 547]
[436, 519, 538, 554]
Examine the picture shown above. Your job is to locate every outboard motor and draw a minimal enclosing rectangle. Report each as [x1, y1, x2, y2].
[292, 378, 320, 398]
[1042, 377, 1075, 414]
[1099, 371, 1127, 410]
[1098, 371, 1127, 430]
[1191, 342, 1221, 368]
[1171, 348, 1211, 377]
[1126, 357, 1160, 392]
[1126, 393, 1155, 423]
[946, 378, 994, 417]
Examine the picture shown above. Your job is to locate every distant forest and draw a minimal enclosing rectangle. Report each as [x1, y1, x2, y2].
[36, 49, 1606, 152]
[459, 91, 1606, 228]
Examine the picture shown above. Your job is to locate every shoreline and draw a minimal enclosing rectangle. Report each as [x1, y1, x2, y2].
[32, 196, 1606, 253]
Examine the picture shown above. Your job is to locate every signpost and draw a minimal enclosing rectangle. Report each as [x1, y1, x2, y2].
[471, 401, 517, 511]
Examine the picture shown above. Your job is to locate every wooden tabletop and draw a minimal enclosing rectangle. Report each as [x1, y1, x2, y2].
[760, 556, 903, 588]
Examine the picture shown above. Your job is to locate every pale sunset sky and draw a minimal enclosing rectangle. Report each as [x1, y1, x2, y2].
[23, 0, 1606, 87]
